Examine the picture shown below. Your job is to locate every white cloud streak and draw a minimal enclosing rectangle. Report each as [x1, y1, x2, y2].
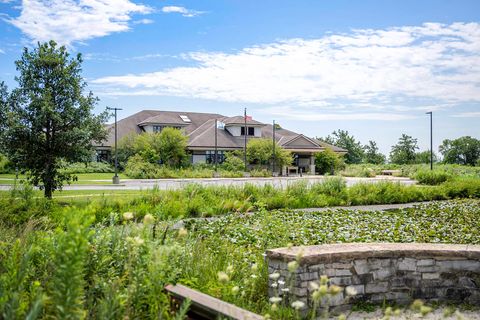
[93, 22, 480, 119]
[452, 112, 480, 118]
[161, 6, 203, 17]
[8, 0, 152, 46]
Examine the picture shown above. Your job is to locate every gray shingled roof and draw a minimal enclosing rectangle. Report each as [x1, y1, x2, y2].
[96, 110, 347, 153]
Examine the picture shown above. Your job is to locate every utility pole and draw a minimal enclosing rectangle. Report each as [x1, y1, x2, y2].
[244, 108, 247, 172]
[426, 111, 433, 170]
[272, 120, 276, 175]
[107, 107, 122, 184]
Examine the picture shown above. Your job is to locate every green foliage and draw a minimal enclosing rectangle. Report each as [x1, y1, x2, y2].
[390, 134, 419, 164]
[414, 169, 452, 185]
[363, 141, 386, 164]
[124, 154, 163, 179]
[440, 136, 480, 166]
[62, 161, 114, 174]
[340, 165, 376, 178]
[156, 127, 189, 167]
[118, 129, 188, 167]
[49, 211, 93, 319]
[314, 148, 344, 175]
[1, 41, 108, 198]
[0, 154, 12, 174]
[321, 130, 364, 164]
[222, 152, 245, 172]
[246, 138, 292, 169]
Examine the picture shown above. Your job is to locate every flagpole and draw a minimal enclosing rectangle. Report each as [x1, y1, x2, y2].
[215, 119, 218, 172]
[244, 108, 247, 172]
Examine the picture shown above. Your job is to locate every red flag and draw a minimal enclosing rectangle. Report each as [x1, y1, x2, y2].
[245, 115, 252, 121]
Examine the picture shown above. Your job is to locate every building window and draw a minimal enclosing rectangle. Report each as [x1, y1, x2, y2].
[206, 150, 225, 164]
[240, 126, 255, 136]
[96, 149, 111, 162]
[153, 125, 163, 133]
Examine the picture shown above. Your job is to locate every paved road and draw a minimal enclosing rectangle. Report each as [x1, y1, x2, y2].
[0, 175, 416, 191]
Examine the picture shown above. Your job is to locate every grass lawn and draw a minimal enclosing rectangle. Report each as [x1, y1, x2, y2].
[0, 172, 129, 185]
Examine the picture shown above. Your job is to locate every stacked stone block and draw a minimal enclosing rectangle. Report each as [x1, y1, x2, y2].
[266, 243, 480, 315]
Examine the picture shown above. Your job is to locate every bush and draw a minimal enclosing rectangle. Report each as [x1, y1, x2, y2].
[221, 152, 245, 172]
[0, 154, 12, 173]
[250, 169, 271, 177]
[414, 169, 452, 185]
[315, 148, 344, 175]
[124, 155, 161, 179]
[62, 161, 114, 174]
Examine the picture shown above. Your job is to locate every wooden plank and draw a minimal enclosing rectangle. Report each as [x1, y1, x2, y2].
[165, 284, 263, 320]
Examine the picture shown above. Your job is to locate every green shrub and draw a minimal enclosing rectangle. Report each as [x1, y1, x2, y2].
[250, 169, 271, 177]
[414, 170, 452, 185]
[124, 155, 161, 179]
[222, 152, 245, 172]
[0, 154, 12, 173]
[62, 161, 114, 174]
[315, 148, 344, 175]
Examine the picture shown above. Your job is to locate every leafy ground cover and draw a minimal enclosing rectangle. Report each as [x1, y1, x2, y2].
[0, 200, 478, 319]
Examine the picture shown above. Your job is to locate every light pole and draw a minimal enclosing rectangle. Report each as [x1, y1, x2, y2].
[107, 107, 122, 184]
[244, 108, 247, 172]
[272, 120, 276, 175]
[426, 111, 433, 170]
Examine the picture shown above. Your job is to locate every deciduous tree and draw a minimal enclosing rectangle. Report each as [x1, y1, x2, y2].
[322, 130, 364, 164]
[246, 138, 292, 168]
[439, 136, 480, 166]
[389, 134, 419, 164]
[2, 41, 108, 198]
[363, 140, 386, 164]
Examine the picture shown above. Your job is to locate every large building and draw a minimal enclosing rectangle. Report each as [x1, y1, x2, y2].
[95, 110, 346, 173]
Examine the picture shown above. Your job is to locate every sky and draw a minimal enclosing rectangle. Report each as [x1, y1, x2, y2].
[0, 0, 479, 155]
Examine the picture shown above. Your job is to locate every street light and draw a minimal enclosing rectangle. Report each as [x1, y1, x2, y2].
[107, 107, 122, 184]
[426, 111, 433, 170]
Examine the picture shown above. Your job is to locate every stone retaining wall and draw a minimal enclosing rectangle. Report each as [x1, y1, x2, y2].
[266, 243, 480, 314]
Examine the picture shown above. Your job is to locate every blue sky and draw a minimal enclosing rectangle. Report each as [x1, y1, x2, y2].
[1, 0, 479, 155]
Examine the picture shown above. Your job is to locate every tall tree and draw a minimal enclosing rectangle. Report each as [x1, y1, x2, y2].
[0, 81, 8, 140]
[321, 129, 364, 164]
[389, 134, 419, 164]
[2, 41, 107, 198]
[363, 140, 386, 164]
[439, 136, 480, 166]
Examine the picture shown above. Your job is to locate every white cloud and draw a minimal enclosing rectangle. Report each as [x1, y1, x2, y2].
[133, 18, 154, 25]
[8, 0, 152, 46]
[161, 6, 203, 17]
[452, 112, 480, 118]
[259, 105, 417, 121]
[93, 22, 480, 117]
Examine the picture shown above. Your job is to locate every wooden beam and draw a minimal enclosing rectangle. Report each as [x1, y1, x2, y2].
[165, 284, 263, 320]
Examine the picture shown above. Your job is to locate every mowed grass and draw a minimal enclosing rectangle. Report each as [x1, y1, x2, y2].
[0, 172, 130, 185]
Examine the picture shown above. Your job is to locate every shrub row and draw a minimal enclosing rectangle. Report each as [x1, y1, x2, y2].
[3, 177, 480, 225]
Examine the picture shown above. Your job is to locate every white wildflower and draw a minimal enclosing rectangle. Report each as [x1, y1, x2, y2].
[269, 272, 280, 280]
[269, 297, 282, 304]
[291, 300, 305, 310]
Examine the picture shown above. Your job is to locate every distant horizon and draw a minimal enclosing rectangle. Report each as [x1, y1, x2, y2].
[1, 0, 479, 155]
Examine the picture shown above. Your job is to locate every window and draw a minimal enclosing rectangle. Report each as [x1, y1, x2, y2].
[206, 150, 225, 164]
[153, 125, 163, 133]
[179, 115, 191, 123]
[96, 150, 111, 162]
[240, 126, 255, 136]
